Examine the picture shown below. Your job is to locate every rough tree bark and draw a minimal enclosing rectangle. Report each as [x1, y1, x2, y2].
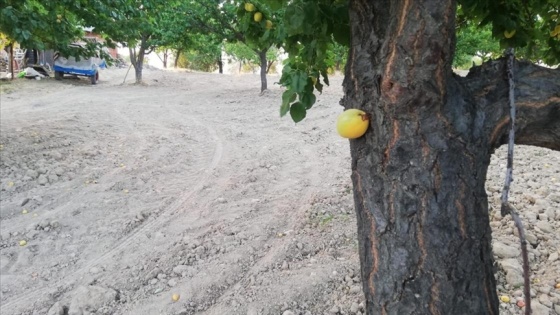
[129, 38, 149, 84]
[174, 49, 182, 68]
[258, 49, 267, 92]
[343, 0, 559, 314]
[160, 48, 169, 68]
[217, 58, 223, 74]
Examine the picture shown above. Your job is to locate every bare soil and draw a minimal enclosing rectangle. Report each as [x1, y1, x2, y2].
[1, 68, 558, 315]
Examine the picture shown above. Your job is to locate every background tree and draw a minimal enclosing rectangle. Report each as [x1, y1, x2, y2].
[225, 42, 280, 73]
[245, 0, 560, 313]
[185, 0, 284, 91]
[178, 33, 224, 72]
[454, 21, 501, 68]
[104, 0, 184, 83]
[0, 0, 110, 59]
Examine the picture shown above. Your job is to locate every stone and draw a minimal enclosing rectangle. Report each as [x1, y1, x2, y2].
[548, 193, 560, 203]
[538, 294, 553, 307]
[173, 265, 189, 275]
[38, 175, 48, 185]
[549, 252, 559, 262]
[531, 300, 551, 315]
[25, 169, 39, 179]
[54, 167, 64, 176]
[526, 233, 539, 246]
[329, 305, 340, 314]
[68, 285, 118, 315]
[536, 221, 553, 233]
[282, 311, 295, 315]
[48, 174, 58, 183]
[47, 302, 65, 315]
[350, 302, 360, 314]
[493, 242, 519, 259]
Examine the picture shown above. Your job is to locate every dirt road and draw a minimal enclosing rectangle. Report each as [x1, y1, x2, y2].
[1, 68, 558, 315]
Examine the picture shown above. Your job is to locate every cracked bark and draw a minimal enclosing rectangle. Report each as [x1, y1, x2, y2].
[343, 0, 560, 314]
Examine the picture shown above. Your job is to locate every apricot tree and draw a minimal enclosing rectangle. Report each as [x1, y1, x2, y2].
[244, 0, 560, 313]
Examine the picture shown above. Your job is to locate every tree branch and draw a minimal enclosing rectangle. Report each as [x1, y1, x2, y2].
[458, 59, 560, 151]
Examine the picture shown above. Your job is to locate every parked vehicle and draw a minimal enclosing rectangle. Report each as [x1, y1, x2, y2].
[54, 43, 106, 85]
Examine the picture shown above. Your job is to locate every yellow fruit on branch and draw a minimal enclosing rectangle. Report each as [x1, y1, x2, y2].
[504, 30, 516, 39]
[265, 20, 273, 29]
[244, 3, 255, 12]
[254, 12, 263, 22]
[310, 76, 317, 85]
[336, 109, 370, 139]
[550, 25, 560, 37]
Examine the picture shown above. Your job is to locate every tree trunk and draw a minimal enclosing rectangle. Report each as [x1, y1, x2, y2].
[162, 49, 168, 68]
[217, 58, 223, 74]
[266, 60, 275, 74]
[258, 49, 267, 92]
[129, 41, 147, 84]
[174, 49, 182, 68]
[344, 0, 559, 314]
[9, 44, 14, 81]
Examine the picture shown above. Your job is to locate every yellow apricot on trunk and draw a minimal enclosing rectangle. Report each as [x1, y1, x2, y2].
[336, 109, 370, 139]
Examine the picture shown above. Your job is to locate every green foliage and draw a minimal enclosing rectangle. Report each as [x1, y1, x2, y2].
[454, 22, 501, 68]
[0, 0, 104, 58]
[458, 0, 560, 65]
[240, 0, 560, 122]
[249, 0, 349, 121]
[225, 42, 259, 65]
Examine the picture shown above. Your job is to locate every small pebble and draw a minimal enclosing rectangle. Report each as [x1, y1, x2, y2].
[499, 295, 510, 303]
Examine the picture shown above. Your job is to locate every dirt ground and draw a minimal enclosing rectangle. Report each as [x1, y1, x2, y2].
[1, 67, 559, 315]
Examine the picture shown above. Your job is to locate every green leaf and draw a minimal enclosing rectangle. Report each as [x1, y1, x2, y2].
[280, 102, 290, 117]
[332, 24, 350, 47]
[320, 70, 330, 86]
[284, 5, 305, 35]
[289, 102, 306, 123]
[290, 71, 308, 93]
[315, 81, 323, 93]
[282, 89, 297, 104]
[300, 92, 316, 109]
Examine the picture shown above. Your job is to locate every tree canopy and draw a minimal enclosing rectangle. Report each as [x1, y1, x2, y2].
[233, 0, 560, 121]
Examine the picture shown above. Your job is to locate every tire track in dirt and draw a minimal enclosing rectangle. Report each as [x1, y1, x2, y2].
[0, 98, 224, 313]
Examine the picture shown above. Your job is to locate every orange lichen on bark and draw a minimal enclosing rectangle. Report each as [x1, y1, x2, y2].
[429, 275, 441, 315]
[382, 0, 411, 102]
[353, 171, 379, 296]
[383, 120, 400, 168]
[455, 182, 467, 239]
